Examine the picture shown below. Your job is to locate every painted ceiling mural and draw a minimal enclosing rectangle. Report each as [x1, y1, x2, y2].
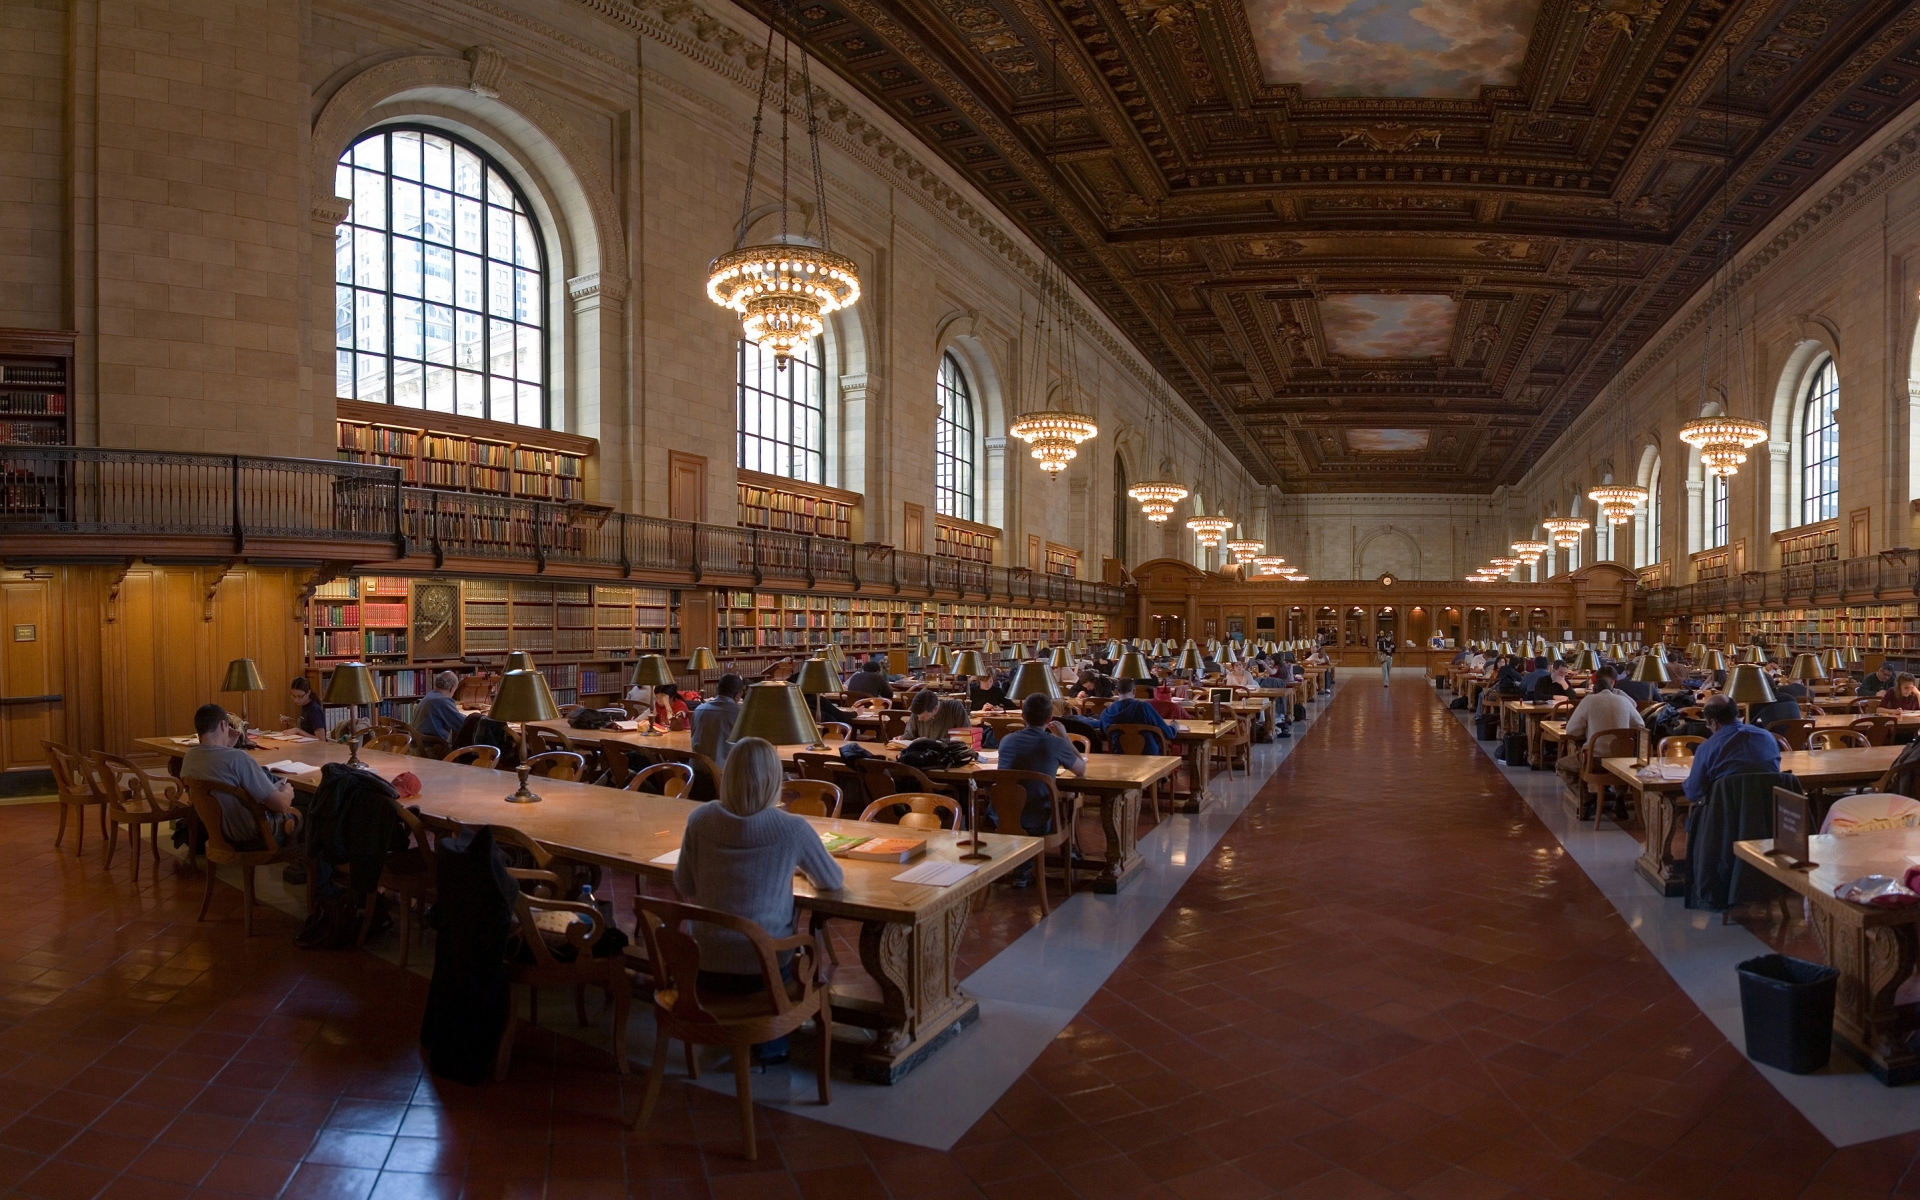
[1244, 0, 1542, 97]
[750, 0, 1920, 490]
[1319, 295, 1458, 358]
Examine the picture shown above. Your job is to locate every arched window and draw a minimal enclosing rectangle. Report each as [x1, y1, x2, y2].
[935, 352, 975, 521]
[738, 337, 826, 483]
[1709, 474, 1728, 549]
[335, 127, 547, 425]
[1112, 453, 1129, 565]
[1801, 358, 1839, 525]
[1648, 457, 1663, 564]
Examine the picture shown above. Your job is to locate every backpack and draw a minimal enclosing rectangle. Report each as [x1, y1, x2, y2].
[898, 737, 977, 772]
[567, 707, 620, 730]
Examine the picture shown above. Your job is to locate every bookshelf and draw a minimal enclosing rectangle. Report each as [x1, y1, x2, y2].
[0, 329, 75, 447]
[737, 469, 856, 540]
[1045, 542, 1081, 578]
[935, 515, 998, 565]
[335, 398, 593, 503]
[1690, 548, 1729, 583]
[707, 588, 1104, 671]
[308, 573, 679, 716]
[1660, 602, 1920, 658]
[1776, 519, 1840, 567]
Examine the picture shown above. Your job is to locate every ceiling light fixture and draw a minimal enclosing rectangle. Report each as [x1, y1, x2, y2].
[1542, 516, 1590, 548]
[1225, 538, 1264, 563]
[1510, 539, 1548, 567]
[707, 5, 859, 368]
[1185, 516, 1233, 548]
[1587, 484, 1645, 525]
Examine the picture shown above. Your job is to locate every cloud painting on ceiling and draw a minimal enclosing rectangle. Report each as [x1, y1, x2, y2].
[1245, 0, 1540, 97]
[1347, 428, 1432, 453]
[1319, 294, 1457, 358]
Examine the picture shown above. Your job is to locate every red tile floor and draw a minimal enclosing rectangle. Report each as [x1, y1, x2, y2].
[4, 678, 1918, 1199]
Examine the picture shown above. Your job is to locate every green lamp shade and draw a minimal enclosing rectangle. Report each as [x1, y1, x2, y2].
[1115, 651, 1152, 682]
[1788, 652, 1828, 682]
[1219, 644, 1239, 665]
[630, 655, 675, 688]
[221, 658, 265, 693]
[1048, 647, 1071, 668]
[687, 647, 718, 672]
[505, 650, 536, 673]
[1007, 661, 1062, 701]
[982, 638, 1000, 655]
[489, 668, 559, 723]
[950, 650, 989, 677]
[1843, 645, 1862, 666]
[794, 657, 836, 694]
[1006, 643, 1029, 662]
[1702, 649, 1727, 672]
[730, 681, 821, 745]
[1175, 647, 1205, 672]
[1821, 648, 1845, 672]
[322, 662, 380, 707]
[1572, 649, 1601, 672]
[1630, 654, 1670, 684]
[1725, 663, 1777, 706]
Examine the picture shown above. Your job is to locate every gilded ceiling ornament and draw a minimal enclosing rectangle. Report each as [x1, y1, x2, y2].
[1120, 0, 1208, 35]
[1473, 240, 1530, 260]
[1242, 238, 1305, 260]
[972, 32, 1023, 52]
[1334, 124, 1443, 153]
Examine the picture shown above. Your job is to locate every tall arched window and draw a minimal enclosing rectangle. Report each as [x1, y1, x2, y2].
[738, 337, 826, 483]
[1112, 453, 1129, 565]
[1648, 457, 1663, 564]
[335, 127, 547, 426]
[1801, 358, 1839, 525]
[935, 352, 975, 521]
[1709, 474, 1728, 549]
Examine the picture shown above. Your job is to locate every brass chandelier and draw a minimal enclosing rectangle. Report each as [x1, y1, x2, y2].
[707, 6, 859, 368]
[1251, 555, 1287, 576]
[1185, 515, 1233, 548]
[1510, 539, 1548, 569]
[1128, 350, 1187, 520]
[1587, 485, 1645, 525]
[1225, 538, 1264, 563]
[1542, 516, 1590, 548]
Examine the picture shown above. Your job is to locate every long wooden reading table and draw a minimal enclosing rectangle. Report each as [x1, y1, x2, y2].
[138, 733, 1040, 1083]
[541, 724, 1180, 894]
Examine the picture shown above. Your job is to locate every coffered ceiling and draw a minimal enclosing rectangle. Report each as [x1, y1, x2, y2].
[741, 0, 1920, 491]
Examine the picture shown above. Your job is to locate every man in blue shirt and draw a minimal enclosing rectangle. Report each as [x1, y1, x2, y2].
[1684, 696, 1782, 804]
[690, 673, 744, 766]
[1519, 656, 1550, 696]
[1097, 677, 1178, 754]
[995, 693, 1087, 834]
[412, 671, 465, 742]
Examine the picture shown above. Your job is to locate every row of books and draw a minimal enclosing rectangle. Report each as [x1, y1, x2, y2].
[1, 423, 66, 444]
[0, 392, 64, 414]
[0, 365, 61, 384]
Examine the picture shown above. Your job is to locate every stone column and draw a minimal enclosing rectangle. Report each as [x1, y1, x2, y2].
[984, 435, 1008, 564]
[842, 373, 881, 543]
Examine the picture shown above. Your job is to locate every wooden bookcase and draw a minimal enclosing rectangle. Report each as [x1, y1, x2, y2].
[1690, 548, 1729, 583]
[1045, 542, 1081, 578]
[737, 469, 856, 540]
[1776, 519, 1840, 567]
[0, 329, 75, 446]
[308, 573, 678, 718]
[335, 398, 593, 503]
[706, 588, 1105, 673]
[935, 515, 998, 564]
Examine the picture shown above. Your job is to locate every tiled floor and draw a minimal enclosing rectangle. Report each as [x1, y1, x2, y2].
[7, 678, 1920, 1198]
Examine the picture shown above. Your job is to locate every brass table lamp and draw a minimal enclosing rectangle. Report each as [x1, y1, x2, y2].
[505, 650, 536, 673]
[1630, 653, 1670, 684]
[1114, 650, 1152, 682]
[490, 668, 560, 802]
[687, 646, 718, 674]
[1725, 662, 1776, 719]
[732, 681, 824, 750]
[948, 650, 989, 679]
[1008, 661, 1063, 704]
[322, 662, 382, 769]
[1788, 652, 1828, 684]
[221, 658, 266, 747]
[630, 655, 675, 737]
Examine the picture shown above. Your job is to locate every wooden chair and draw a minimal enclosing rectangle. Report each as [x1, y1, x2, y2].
[858, 792, 959, 830]
[780, 780, 843, 818]
[373, 803, 441, 969]
[969, 770, 1080, 915]
[1656, 735, 1705, 760]
[1771, 732, 1793, 751]
[181, 777, 300, 935]
[1103, 723, 1169, 822]
[453, 672, 495, 707]
[1767, 718, 1815, 751]
[1577, 727, 1646, 830]
[631, 896, 832, 1157]
[1811, 728, 1870, 750]
[87, 752, 186, 882]
[818, 721, 851, 743]
[849, 759, 962, 821]
[1212, 714, 1253, 778]
[625, 762, 693, 797]
[445, 744, 501, 769]
[1853, 715, 1898, 746]
[1066, 733, 1092, 756]
[365, 728, 415, 755]
[525, 751, 586, 782]
[490, 828, 632, 1084]
[40, 741, 107, 856]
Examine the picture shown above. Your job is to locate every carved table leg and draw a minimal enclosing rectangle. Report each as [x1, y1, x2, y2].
[1634, 787, 1686, 896]
[1808, 904, 1920, 1084]
[839, 893, 980, 1083]
[1089, 787, 1143, 894]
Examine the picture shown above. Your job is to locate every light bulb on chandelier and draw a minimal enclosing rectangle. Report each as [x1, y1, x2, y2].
[1586, 484, 1647, 525]
[1677, 416, 1768, 478]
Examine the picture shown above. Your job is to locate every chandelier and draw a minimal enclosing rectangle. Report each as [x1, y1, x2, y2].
[1678, 416, 1768, 477]
[1186, 516, 1233, 547]
[1127, 479, 1188, 522]
[1586, 484, 1645, 525]
[1009, 410, 1100, 473]
[1251, 555, 1287, 575]
[707, 11, 859, 369]
[1510, 539, 1548, 567]
[1225, 539, 1264, 563]
[1542, 516, 1590, 548]
[1489, 557, 1521, 572]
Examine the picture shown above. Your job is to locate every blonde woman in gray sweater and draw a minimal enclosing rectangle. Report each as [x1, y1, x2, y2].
[673, 737, 843, 1065]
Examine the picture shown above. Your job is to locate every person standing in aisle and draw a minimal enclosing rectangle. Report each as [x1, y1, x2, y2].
[1376, 632, 1395, 687]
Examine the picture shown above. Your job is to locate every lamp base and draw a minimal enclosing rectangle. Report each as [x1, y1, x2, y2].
[957, 797, 992, 863]
[504, 765, 542, 804]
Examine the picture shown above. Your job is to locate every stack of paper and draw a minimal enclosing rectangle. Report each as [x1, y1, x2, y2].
[263, 761, 321, 775]
[893, 861, 977, 887]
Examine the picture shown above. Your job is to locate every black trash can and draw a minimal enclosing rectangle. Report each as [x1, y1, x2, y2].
[1737, 954, 1838, 1074]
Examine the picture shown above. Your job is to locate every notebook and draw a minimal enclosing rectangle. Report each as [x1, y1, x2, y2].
[263, 761, 321, 775]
